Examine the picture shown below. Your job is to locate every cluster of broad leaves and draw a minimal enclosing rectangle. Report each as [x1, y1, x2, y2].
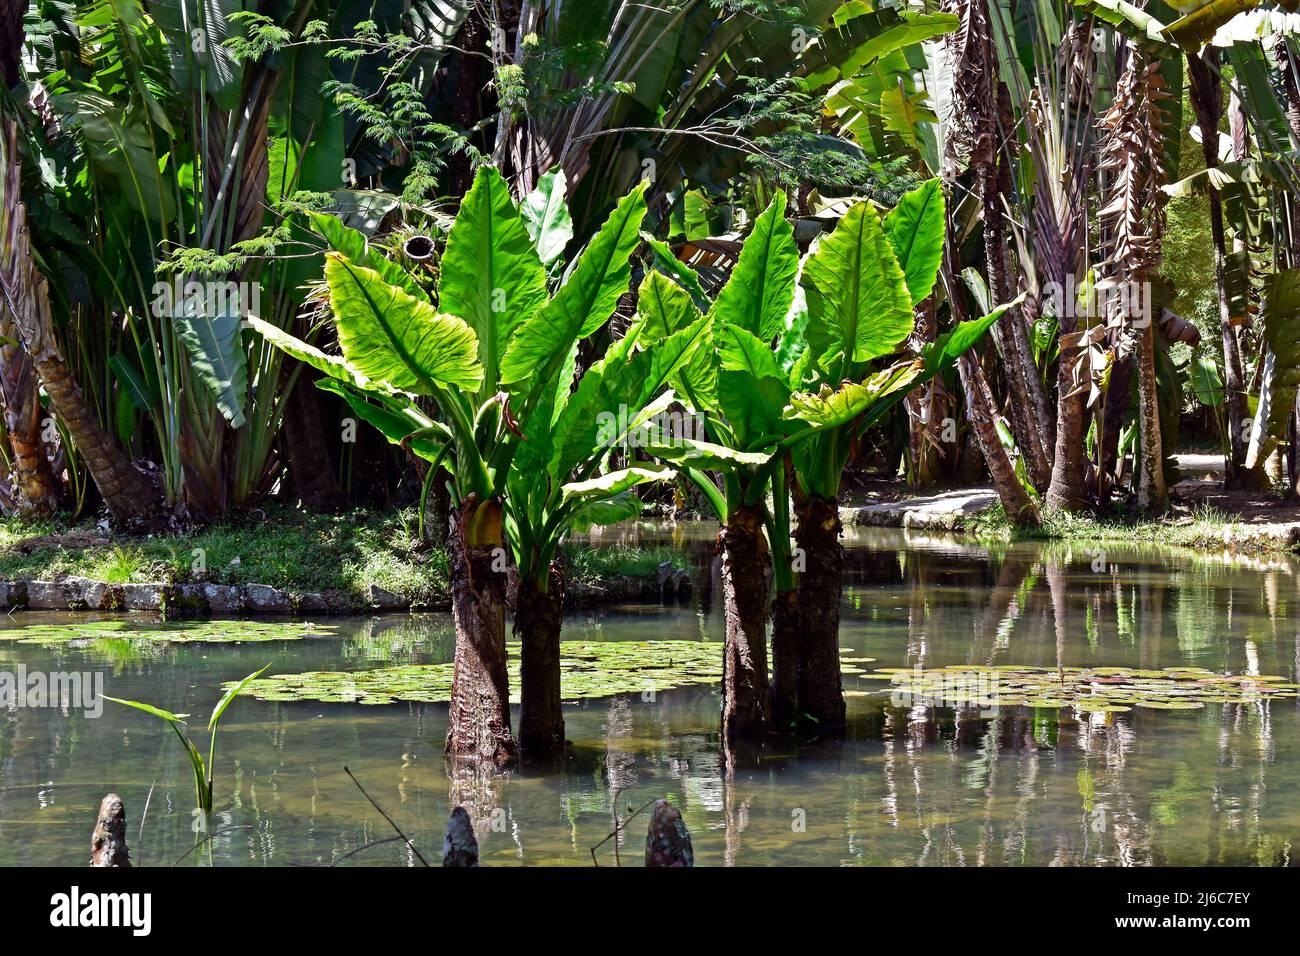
[249, 167, 1008, 579]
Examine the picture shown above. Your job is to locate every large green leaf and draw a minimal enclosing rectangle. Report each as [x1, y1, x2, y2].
[642, 437, 773, 472]
[715, 325, 792, 448]
[245, 315, 371, 389]
[920, 298, 1021, 378]
[439, 167, 548, 392]
[520, 167, 574, 266]
[568, 490, 645, 532]
[801, 199, 914, 370]
[173, 293, 248, 429]
[802, 8, 959, 89]
[884, 178, 945, 307]
[785, 362, 922, 429]
[710, 191, 799, 340]
[325, 253, 482, 394]
[309, 212, 426, 300]
[561, 464, 675, 503]
[500, 186, 647, 389]
[549, 311, 712, 480]
[637, 270, 716, 411]
[315, 379, 446, 462]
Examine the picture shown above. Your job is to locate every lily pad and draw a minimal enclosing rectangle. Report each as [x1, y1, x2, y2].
[233, 640, 723, 705]
[0, 619, 337, 645]
[867, 664, 1298, 713]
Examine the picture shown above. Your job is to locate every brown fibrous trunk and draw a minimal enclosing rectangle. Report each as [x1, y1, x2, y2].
[516, 560, 565, 760]
[793, 495, 846, 732]
[719, 505, 770, 740]
[445, 496, 517, 767]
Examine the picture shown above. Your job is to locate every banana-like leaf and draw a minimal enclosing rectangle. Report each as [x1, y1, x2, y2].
[884, 178, 945, 307]
[569, 490, 645, 532]
[561, 464, 675, 502]
[549, 312, 712, 479]
[715, 324, 793, 448]
[802, 8, 959, 89]
[1190, 354, 1224, 408]
[710, 191, 799, 340]
[1245, 270, 1300, 469]
[1162, 0, 1271, 51]
[637, 270, 717, 411]
[175, 305, 248, 429]
[315, 378, 446, 463]
[325, 253, 483, 395]
[500, 186, 647, 389]
[245, 315, 372, 389]
[521, 167, 574, 266]
[439, 167, 548, 394]
[309, 211, 426, 300]
[921, 298, 1022, 377]
[785, 362, 923, 429]
[801, 199, 914, 370]
[642, 437, 773, 471]
[1068, 0, 1173, 55]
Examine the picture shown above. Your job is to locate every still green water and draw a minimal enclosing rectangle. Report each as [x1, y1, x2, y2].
[1, 528, 1297, 866]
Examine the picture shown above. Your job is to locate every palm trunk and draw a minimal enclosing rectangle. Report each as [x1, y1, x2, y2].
[719, 504, 770, 740]
[957, 351, 1040, 526]
[1133, 280, 1168, 513]
[953, 0, 1053, 490]
[516, 561, 565, 760]
[793, 495, 845, 732]
[939, 174, 1039, 526]
[1188, 50, 1252, 490]
[1045, 309, 1090, 511]
[445, 496, 517, 766]
[0, 326, 61, 516]
[769, 586, 798, 731]
[906, 296, 944, 487]
[0, 120, 158, 526]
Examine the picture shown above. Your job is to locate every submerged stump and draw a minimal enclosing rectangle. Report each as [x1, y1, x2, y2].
[89, 793, 130, 867]
[442, 806, 480, 867]
[645, 799, 693, 867]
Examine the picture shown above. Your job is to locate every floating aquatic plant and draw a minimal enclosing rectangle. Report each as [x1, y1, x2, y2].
[868, 664, 1300, 713]
[235, 642, 875, 705]
[0, 619, 336, 645]
[234, 640, 729, 705]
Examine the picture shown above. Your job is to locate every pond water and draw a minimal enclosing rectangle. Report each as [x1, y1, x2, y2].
[1, 527, 1297, 867]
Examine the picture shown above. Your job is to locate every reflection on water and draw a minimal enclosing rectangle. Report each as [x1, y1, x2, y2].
[1, 527, 1298, 866]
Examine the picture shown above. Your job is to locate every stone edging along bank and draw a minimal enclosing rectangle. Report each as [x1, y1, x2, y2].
[0, 566, 694, 616]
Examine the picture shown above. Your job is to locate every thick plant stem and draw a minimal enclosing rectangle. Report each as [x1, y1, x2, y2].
[0, 327, 60, 517]
[1045, 329, 1090, 512]
[793, 495, 846, 733]
[1188, 50, 1252, 490]
[1134, 297, 1168, 514]
[719, 505, 770, 740]
[516, 561, 566, 760]
[958, 352, 1040, 527]
[769, 587, 798, 731]
[0, 121, 158, 526]
[445, 496, 517, 767]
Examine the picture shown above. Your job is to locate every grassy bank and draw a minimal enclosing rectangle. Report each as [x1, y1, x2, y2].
[0, 507, 685, 608]
[965, 502, 1300, 555]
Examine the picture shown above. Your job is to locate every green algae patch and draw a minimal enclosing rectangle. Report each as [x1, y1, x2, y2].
[0, 619, 337, 645]
[234, 639, 723, 705]
[869, 665, 1299, 712]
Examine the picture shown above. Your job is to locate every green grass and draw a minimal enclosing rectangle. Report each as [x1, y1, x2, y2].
[0, 506, 685, 607]
[966, 501, 1290, 554]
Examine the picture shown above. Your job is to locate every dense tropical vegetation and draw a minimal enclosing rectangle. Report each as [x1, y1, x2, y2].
[2, 0, 1300, 774]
